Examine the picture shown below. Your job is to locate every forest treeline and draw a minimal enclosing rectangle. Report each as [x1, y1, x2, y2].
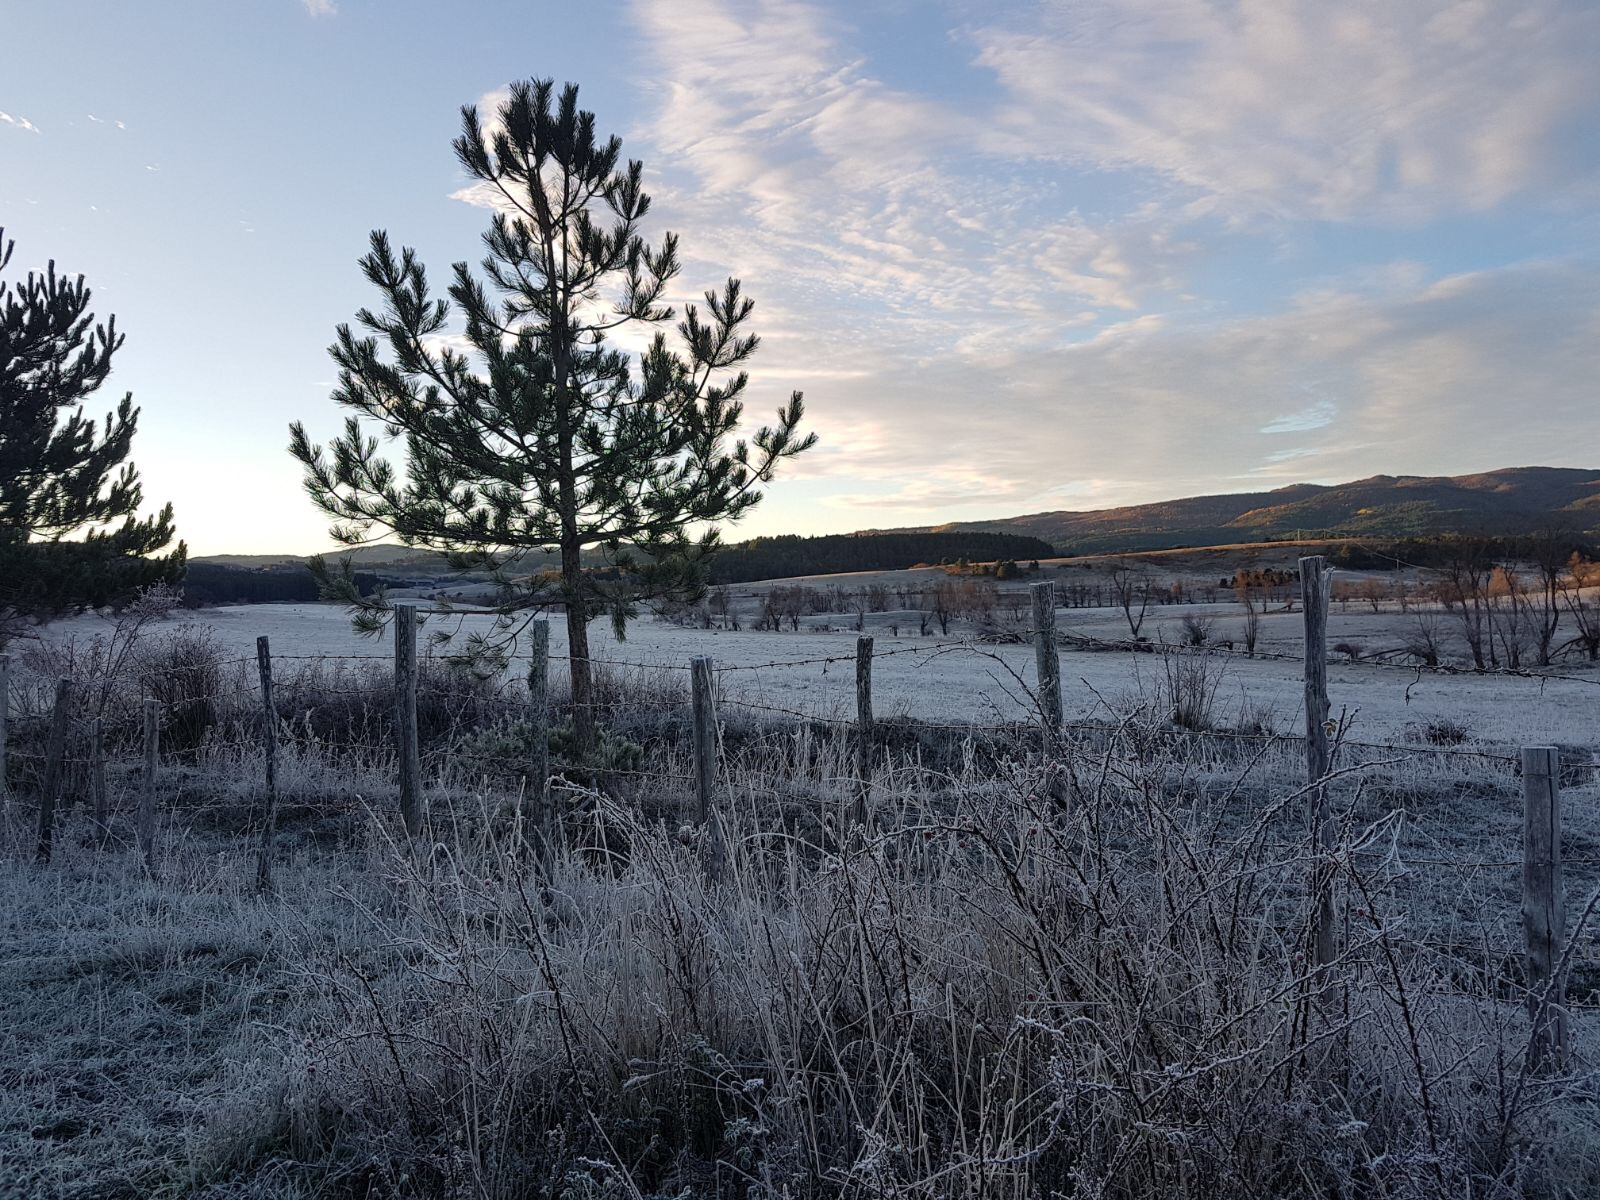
[702, 531, 1056, 584]
[1326, 532, 1598, 571]
[180, 562, 382, 607]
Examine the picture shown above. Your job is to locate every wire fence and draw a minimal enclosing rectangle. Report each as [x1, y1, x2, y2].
[4, 612, 1597, 766]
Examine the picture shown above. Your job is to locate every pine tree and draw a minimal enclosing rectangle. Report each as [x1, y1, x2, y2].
[0, 229, 184, 633]
[290, 79, 815, 745]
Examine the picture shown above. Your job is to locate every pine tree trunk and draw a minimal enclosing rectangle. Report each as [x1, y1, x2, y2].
[564, 568, 595, 752]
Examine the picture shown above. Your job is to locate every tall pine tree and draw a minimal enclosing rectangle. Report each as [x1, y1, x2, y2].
[291, 79, 814, 745]
[0, 229, 184, 634]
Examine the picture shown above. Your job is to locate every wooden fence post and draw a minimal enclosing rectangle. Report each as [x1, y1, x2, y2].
[528, 619, 552, 868]
[90, 718, 108, 848]
[0, 652, 10, 806]
[691, 656, 724, 886]
[1031, 581, 1065, 806]
[255, 637, 278, 893]
[137, 698, 159, 872]
[1031, 581, 1062, 734]
[1299, 555, 1336, 981]
[1522, 745, 1567, 1072]
[35, 677, 72, 864]
[852, 636, 874, 833]
[395, 605, 422, 838]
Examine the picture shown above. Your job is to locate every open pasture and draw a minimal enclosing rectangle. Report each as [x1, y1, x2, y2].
[37, 593, 1600, 752]
[5, 570, 1599, 1198]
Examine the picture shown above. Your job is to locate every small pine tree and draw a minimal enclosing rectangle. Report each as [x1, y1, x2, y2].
[290, 80, 814, 745]
[0, 229, 183, 633]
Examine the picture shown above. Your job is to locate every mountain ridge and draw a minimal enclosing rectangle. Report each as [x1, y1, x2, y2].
[873, 466, 1600, 554]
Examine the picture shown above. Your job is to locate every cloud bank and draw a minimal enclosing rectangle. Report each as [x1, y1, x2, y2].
[456, 0, 1600, 530]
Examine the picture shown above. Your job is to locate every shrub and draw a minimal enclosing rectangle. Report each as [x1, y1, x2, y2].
[1408, 717, 1470, 746]
[1159, 651, 1225, 731]
[456, 717, 644, 784]
[137, 624, 226, 754]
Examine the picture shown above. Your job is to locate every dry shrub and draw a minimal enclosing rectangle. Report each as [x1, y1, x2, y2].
[1160, 649, 1226, 731]
[1180, 612, 1214, 646]
[137, 623, 226, 754]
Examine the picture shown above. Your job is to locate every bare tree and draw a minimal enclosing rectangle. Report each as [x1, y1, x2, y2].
[925, 581, 957, 636]
[1403, 609, 1445, 666]
[1353, 577, 1387, 614]
[1109, 566, 1152, 638]
[708, 585, 731, 629]
[848, 588, 869, 632]
[1488, 566, 1530, 669]
[1526, 530, 1570, 666]
[1236, 576, 1261, 657]
[1563, 553, 1600, 661]
[1440, 538, 1494, 670]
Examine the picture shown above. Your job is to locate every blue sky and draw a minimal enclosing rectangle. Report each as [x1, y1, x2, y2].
[4, 0, 1598, 555]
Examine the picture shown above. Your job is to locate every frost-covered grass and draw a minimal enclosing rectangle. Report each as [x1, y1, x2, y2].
[2, 717, 1599, 1198]
[5, 603, 1600, 1196]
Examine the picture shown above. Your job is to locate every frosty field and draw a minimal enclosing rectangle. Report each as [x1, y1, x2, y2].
[41, 596, 1600, 752]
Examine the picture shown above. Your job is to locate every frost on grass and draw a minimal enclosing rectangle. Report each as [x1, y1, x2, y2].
[2, 717, 1598, 1198]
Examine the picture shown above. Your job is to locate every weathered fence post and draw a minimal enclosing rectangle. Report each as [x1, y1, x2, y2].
[852, 636, 874, 833]
[137, 698, 159, 872]
[394, 605, 423, 838]
[90, 718, 108, 848]
[691, 656, 724, 886]
[1299, 555, 1336, 982]
[0, 652, 10, 806]
[1522, 744, 1567, 1072]
[255, 636, 278, 893]
[1031, 581, 1065, 806]
[1031, 581, 1062, 733]
[35, 677, 72, 864]
[528, 619, 552, 868]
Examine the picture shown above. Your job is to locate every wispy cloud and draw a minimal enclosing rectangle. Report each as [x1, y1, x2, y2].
[970, 0, 1600, 223]
[804, 260, 1600, 513]
[442, 0, 1600, 529]
[302, 0, 336, 17]
[0, 109, 40, 134]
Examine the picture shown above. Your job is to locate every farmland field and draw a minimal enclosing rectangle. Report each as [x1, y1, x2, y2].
[39, 589, 1600, 750]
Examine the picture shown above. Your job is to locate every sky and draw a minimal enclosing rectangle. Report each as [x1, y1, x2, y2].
[3, 0, 1599, 556]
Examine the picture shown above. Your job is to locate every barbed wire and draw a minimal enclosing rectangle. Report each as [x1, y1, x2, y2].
[12, 622, 1599, 688]
[0, 695, 1569, 769]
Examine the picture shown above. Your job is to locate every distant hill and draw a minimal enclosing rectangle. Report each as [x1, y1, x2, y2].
[704, 531, 1057, 584]
[196, 532, 1058, 588]
[197, 545, 453, 571]
[882, 467, 1600, 555]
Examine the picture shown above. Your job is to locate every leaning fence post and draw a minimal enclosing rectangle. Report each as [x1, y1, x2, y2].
[1522, 745, 1567, 1073]
[528, 620, 552, 868]
[137, 698, 159, 872]
[35, 677, 72, 864]
[852, 636, 874, 833]
[1299, 555, 1336, 982]
[395, 605, 423, 837]
[255, 637, 278, 892]
[90, 717, 108, 848]
[691, 656, 724, 886]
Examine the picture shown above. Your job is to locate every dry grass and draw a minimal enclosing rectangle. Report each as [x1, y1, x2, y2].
[3, 710, 1599, 1198]
[3, 621, 1598, 1197]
